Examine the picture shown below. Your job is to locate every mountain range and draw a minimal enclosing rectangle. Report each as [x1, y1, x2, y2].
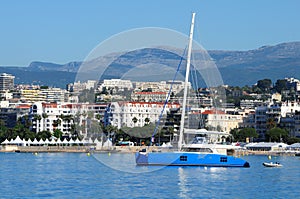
[1, 41, 300, 88]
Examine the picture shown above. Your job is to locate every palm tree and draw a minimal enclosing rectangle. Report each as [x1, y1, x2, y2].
[42, 113, 48, 119]
[144, 117, 150, 126]
[266, 118, 277, 130]
[42, 113, 48, 131]
[21, 115, 32, 129]
[33, 114, 42, 133]
[52, 119, 61, 131]
[105, 124, 118, 145]
[132, 117, 138, 127]
[95, 114, 102, 122]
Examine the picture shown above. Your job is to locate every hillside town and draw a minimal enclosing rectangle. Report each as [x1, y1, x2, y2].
[1, 72, 300, 148]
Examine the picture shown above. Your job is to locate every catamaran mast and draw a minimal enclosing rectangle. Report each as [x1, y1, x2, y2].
[178, 12, 196, 150]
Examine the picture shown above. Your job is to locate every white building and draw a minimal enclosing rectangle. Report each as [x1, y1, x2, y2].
[106, 101, 180, 129]
[286, 77, 300, 91]
[0, 91, 13, 100]
[19, 87, 68, 103]
[41, 87, 68, 102]
[240, 99, 264, 109]
[67, 80, 97, 92]
[255, 102, 300, 138]
[99, 79, 133, 91]
[0, 73, 14, 91]
[201, 109, 242, 133]
[29, 102, 108, 138]
[131, 91, 168, 102]
[134, 80, 186, 95]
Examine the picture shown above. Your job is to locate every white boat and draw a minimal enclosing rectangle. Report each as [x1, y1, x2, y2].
[262, 162, 282, 167]
[135, 13, 250, 167]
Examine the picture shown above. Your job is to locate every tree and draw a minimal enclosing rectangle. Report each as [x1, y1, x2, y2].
[42, 113, 48, 119]
[144, 117, 150, 126]
[266, 118, 277, 130]
[121, 123, 159, 145]
[104, 124, 118, 144]
[36, 130, 51, 140]
[42, 113, 48, 130]
[274, 79, 288, 93]
[0, 120, 9, 143]
[53, 129, 63, 139]
[265, 127, 289, 142]
[95, 114, 102, 122]
[286, 137, 300, 145]
[132, 117, 138, 127]
[257, 79, 272, 92]
[231, 128, 258, 142]
[52, 119, 61, 130]
[229, 128, 239, 142]
[78, 88, 96, 103]
[33, 114, 42, 133]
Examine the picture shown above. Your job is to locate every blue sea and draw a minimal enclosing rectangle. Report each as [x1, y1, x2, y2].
[0, 152, 300, 199]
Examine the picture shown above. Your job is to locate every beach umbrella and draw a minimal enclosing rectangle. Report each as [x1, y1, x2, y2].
[22, 138, 27, 146]
[38, 139, 45, 145]
[62, 138, 69, 145]
[32, 138, 39, 145]
[12, 136, 22, 143]
[94, 138, 102, 144]
[74, 138, 81, 145]
[56, 139, 62, 145]
[11, 136, 25, 146]
[27, 139, 33, 146]
[81, 139, 88, 145]
[44, 138, 50, 145]
[94, 138, 103, 148]
[69, 138, 75, 146]
[103, 139, 112, 147]
[50, 135, 57, 141]
[161, 142, 167, 147]
[1, 139, 10, 145]
[49, 139, 57, 145]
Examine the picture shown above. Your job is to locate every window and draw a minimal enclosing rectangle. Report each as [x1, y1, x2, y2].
[180, 156, 187, 161]
[220, 157, 227, 162]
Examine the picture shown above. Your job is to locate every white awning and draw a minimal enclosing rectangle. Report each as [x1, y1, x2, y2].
[1, 139, 10, 145]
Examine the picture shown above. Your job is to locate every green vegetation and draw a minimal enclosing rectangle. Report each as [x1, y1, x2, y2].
[230, 128, 258, 142]
[0, 120, 51, 143]
[265, 127, 289, 142]
[78, 88, 95, 103]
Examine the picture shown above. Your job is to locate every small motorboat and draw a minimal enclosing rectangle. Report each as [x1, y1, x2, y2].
[262, 162, 282, 167]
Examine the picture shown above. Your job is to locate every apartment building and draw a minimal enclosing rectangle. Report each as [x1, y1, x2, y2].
[255, 102, 300, 139]
[29, 102, 107, 138]
[19, 88, 68, 103]
[98, 79, 133, 91]
[106, 101, 180, 129]
[200, 109, 242, 133]
[0, 73, 14, 91]
[131, 91, 168, 102]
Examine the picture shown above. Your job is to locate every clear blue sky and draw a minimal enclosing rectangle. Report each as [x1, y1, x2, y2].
[1, 0, 300, 66]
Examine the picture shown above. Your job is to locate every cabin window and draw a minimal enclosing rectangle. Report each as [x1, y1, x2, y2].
[220, 157, 227, 162]
[180, 156, 187, 161]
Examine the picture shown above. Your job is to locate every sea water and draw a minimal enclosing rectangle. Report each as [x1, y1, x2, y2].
[0, 152, 299, 198]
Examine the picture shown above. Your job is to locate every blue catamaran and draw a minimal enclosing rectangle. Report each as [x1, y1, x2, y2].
[135, 13, 250, 168]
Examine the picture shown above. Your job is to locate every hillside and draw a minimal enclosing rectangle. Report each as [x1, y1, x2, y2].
[0, 42, 299, 88]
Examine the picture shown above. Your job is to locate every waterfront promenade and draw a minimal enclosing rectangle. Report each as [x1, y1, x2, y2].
[1, 145, 299, 157]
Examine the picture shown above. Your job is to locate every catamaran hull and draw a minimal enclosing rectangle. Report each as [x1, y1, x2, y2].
[135, 152, 250, 167]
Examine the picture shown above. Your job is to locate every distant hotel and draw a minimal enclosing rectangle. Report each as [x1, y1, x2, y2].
[0, 73, 14, 91]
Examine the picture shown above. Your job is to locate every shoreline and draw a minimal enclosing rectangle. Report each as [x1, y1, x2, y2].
[1, 146, 300, 156]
